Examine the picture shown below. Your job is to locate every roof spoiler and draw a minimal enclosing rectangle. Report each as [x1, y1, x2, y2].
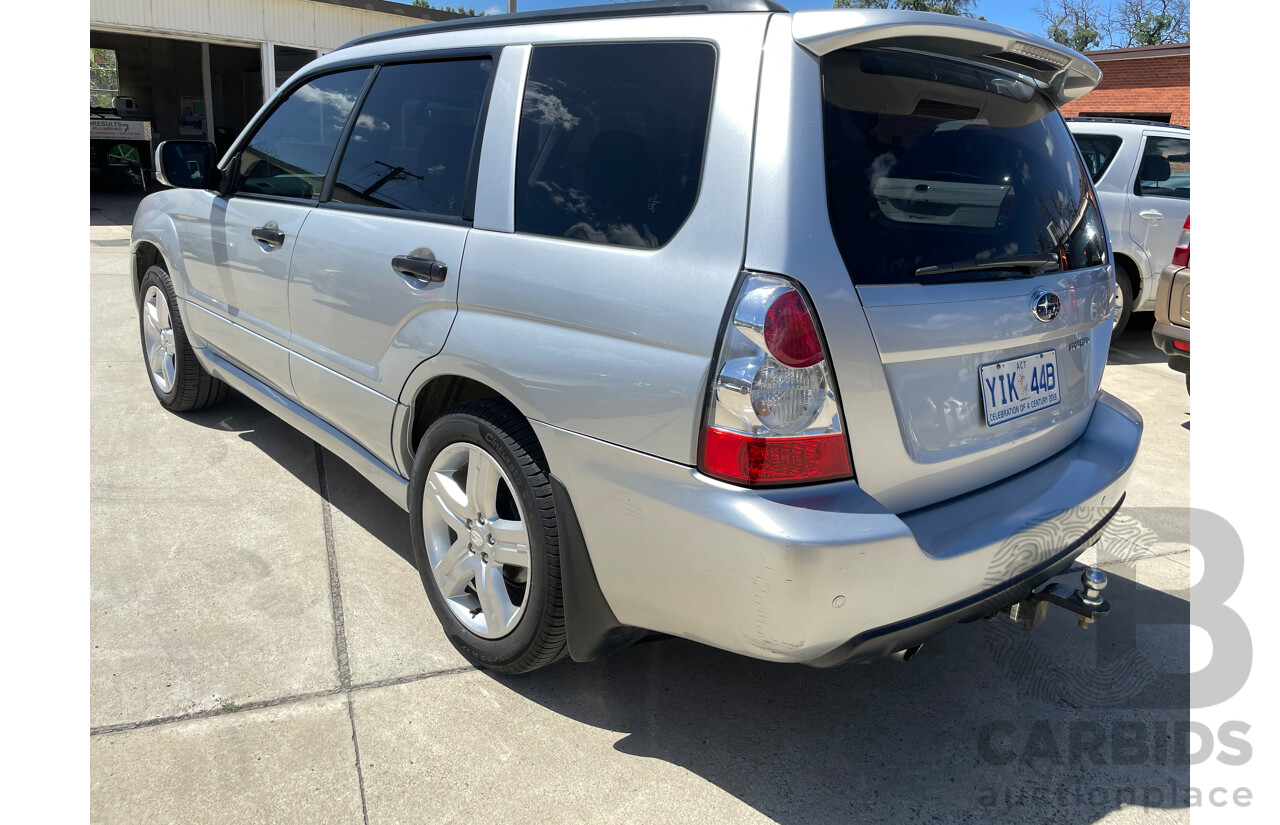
[791, 10, 1101, 107]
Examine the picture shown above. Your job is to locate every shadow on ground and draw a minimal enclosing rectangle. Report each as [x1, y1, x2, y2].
[1108, 314, 1166, 367]
[180, 392, 1190, 823]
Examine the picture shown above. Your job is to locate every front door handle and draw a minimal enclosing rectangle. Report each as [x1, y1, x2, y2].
[392, 255, 448, 283]
[1138, 209, 1164, 222]
[251, 224, 286, 247]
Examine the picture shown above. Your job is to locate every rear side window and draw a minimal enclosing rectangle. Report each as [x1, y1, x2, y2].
[821, 49, 1105, 286]
[514, 42, 715, 249]
[1072, 133, 1123, 183]
[1134, 136, 1190, 199]
[236, 69, 370, 200]
[331, 59, 492, 218]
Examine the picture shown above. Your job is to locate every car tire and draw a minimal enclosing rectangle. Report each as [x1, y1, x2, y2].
[409, 400, 567, 674]
[138, 263, 228, 412]
[1112, 274, 1133, 339]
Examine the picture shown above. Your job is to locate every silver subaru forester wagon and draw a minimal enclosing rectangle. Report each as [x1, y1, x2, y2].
[132, 1, 1141, 673]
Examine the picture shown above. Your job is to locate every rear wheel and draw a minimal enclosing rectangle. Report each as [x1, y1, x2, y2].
[1111, 273, 1133, 339]
[138, 263, 228, 411]
[409, 400, 566, 674]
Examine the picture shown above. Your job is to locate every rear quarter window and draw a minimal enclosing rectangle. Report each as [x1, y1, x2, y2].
[1071, 133, 1123, 183]
[514, 42, 715, 249]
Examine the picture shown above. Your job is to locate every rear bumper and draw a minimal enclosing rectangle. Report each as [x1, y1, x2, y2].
[533, 392, 1142, 665]
[1152, 324, 1190, 374]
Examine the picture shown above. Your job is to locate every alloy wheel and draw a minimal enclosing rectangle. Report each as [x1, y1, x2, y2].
[420, 442, 533, 639]
[142, 285, 177, 393]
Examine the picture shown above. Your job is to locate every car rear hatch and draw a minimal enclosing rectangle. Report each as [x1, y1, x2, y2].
[745, 11, 1111, 512]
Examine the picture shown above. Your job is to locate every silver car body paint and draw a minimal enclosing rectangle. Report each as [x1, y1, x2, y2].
[131, 8, 1142, 665]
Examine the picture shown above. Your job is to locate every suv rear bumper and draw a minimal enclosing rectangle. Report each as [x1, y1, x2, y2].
[533, 392, 1141, 665]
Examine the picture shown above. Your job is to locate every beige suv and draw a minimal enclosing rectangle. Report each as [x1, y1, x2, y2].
[1151, 216, 1191, 391]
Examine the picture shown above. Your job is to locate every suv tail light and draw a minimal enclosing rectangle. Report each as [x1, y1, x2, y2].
[1172, 215, 1190, 267]
[698, 274, 853, 486]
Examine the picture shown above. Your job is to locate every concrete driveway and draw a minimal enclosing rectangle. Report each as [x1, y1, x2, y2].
[90, 191, 1192, 824]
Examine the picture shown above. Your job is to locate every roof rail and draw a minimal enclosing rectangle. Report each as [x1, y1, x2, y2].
[339, 0, 790, 50]
[1065, 116, 1189, 130]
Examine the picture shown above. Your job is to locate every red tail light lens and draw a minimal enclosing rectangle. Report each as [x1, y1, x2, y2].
[702, 428, 852, 485]
[698, 273, 854, 487]
[1171, 215, 1190, 267]
[763, 290, 823, 368]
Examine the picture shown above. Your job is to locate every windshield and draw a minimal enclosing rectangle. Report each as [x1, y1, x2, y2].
[821, 48, 1106, 285]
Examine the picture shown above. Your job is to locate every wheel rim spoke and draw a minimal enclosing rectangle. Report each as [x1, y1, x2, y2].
[148, 339, 165, 373]
[476, 562, 516, 636]
[156, 293, 170, 329]
[488, 518, 529, 568]
[434, 536, 477, 598]
[145, 300, 161, 335]
[160, 355, 176, 390]
[465, 447, 499, 518]
[426, 473, 469, 531]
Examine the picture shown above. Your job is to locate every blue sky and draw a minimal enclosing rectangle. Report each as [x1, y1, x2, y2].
[395, 1, 1045, 40]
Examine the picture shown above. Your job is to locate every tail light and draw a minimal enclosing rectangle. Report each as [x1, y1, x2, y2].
[1172, 215, 1190, 267]
[698, 274, 853, 487]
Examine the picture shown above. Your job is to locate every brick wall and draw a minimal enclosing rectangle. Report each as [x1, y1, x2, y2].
[1059, 52, 1190, 128]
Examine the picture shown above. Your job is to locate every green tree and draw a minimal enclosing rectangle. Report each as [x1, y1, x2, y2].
[413, 0, 485, 16]
[832, 0, 978, 13]
[1111, 0, 1189, 46]
[90, 48, 118, 108]
[1036, 0, 1105, 51]
[1035, 0, 1187, 50]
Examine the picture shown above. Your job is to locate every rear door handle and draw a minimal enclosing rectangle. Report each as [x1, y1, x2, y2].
[251, 225, 285, 247]
[1139, 209, 1164, 222]
[392, 255, 448, 283]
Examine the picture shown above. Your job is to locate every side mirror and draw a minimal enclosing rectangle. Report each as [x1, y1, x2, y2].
[155, 141, 222, 190]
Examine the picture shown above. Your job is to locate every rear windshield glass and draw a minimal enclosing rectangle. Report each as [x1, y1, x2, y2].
[822, 49, 1105, 285]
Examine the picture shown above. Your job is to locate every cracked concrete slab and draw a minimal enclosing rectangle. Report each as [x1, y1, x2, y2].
[91, 694, 363, 825]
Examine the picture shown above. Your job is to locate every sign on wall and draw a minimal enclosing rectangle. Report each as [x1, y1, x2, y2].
[89, 119, 152, 141]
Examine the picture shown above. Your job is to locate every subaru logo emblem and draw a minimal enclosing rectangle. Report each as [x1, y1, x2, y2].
[1032, 290, 1061, 323]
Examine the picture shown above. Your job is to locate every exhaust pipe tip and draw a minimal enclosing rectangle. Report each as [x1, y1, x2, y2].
[889, 643, 924, 662]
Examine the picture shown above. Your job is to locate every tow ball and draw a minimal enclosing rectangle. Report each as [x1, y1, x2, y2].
[1004, 566, 1110, 631]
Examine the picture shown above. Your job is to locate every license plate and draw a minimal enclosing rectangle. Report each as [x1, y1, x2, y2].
[980, 350, 1060, 427]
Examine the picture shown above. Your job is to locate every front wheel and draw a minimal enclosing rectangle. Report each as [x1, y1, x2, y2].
[408, 400, 567, 674]
[138, 263, 227, 411]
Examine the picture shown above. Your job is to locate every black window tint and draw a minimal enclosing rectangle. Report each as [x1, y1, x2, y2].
[821, 48, 1105, 286]
[515, 42, 715, 249]
[1072, 133, 1123, 183]
[237, 69, 370, 200]
[1134, 136, 1190, 199]
[331, 59, 492, 217]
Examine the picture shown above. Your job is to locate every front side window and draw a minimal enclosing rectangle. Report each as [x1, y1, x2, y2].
[1134, 136, 1190, 199]
[514, 42, 716, 249]
[235, 69, 370, 200]
[1072, 133, 1123, 183]
[822, 48, 1105, 286]
[331, 59, 492, 218]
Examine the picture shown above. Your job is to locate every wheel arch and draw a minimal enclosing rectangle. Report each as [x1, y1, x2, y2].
[1113, 253, 1141, 306]
[132, 241, 163, 304]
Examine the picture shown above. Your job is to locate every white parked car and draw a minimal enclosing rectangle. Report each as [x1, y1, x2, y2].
[1066, 118, 1191, 336]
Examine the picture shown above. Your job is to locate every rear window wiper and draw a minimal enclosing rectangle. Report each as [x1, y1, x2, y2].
[912, 254, 1060, 279]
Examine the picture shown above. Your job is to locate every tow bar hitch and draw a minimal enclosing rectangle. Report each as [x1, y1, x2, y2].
[1004, 566, 1110, 631]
